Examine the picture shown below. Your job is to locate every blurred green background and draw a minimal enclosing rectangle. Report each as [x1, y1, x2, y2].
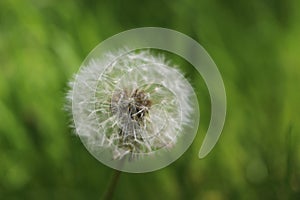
[0, 0, 299, 199]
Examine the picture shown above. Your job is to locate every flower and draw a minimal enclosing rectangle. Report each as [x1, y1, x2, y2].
[67, 49, 194, 160]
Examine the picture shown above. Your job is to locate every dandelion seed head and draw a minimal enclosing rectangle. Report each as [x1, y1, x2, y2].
[67, 49, 196, 161]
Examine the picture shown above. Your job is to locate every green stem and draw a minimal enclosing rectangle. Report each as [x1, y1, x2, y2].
[102, 169, 122, 200]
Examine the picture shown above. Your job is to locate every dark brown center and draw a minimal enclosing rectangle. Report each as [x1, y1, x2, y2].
[128, 89, 152, 122]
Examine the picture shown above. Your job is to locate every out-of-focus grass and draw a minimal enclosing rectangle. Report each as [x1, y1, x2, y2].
[0, 0, 299, 199]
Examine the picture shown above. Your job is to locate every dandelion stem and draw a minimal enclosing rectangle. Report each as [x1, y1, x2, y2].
[102, 169, 122, 200]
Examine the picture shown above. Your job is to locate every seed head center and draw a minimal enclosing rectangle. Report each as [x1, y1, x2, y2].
[111, 88, 152, 124]
[128, 89, 152, 122]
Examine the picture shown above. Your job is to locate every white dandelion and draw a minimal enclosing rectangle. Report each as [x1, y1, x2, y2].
[67, 49, 197, 164]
